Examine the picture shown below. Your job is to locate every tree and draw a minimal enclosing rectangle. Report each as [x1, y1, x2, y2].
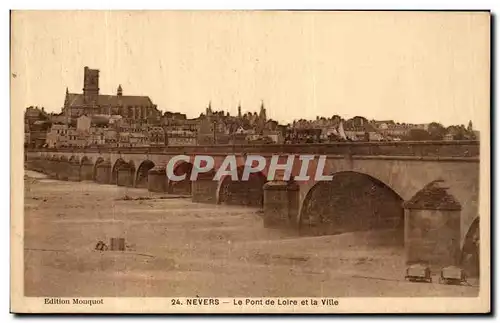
[445, 125, 472, 140]
[427, 122, 447, 140]
[467, 120, 473, 132]
[406, 129, 431, 141]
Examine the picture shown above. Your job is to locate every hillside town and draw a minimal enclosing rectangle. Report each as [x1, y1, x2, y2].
[24, 67, 479, 149]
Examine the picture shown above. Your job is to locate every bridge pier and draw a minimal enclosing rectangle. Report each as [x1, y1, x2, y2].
[80, 160, 94, 181]
[46, 158, 58, 178]
[38, 159, 46, 174]
[403, 181, 462, 271]
[25, 156, 37, 172]
[67, 162, 81, 181]
[192, 170, 217, 203]
[95, 161, 111, 184]
[117, 167, 133, 187]
[263, 180, 300, 228]
[33, 158, 45, 173]
[26, 157, 43, 173]
[56, 160, 69, 181]
[168, 180, 192, 195]
[148, 166, 166, 192]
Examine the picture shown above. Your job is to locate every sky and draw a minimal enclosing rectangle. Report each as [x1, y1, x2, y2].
[11, 11, 490, 127]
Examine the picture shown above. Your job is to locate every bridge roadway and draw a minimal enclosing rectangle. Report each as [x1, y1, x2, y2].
[25, 141, 480, 257]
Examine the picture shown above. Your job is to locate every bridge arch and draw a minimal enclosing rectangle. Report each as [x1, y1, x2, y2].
[461, 217, 480, 277]
[135, 160, 155, 188]
[80, 156, 92, 166]
[216, 166, 267, 207]
[111, 158, 128, 185]
[69, 155, 80, 164]
[299, 171, 404, 238]
[78, 156, 93, 181]
[167, 161, 193, 194]
[115, 160, 136, 187]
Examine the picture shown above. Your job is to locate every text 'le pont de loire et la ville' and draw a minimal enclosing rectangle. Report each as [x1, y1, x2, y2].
[43, 298, 339, 307]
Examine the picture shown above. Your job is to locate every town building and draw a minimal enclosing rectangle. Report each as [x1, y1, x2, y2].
[24, 107, 51, 148]
[48, 113, 69, 125]
[24, 106, 48, 123]
[76, 115, 91, 132]
[371, 120, 429, 139]
[166, 130, 197, 146]
[62, 66, 161, 120]
[147, 126, 166, 146]
[46, 124, 69, 148]
[67, 128, 89, 148]
[24, 122, 30, 147]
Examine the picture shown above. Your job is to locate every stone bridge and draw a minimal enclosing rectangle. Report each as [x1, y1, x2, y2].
[25, 141, 480, 271]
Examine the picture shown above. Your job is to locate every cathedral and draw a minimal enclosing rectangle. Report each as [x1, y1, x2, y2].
[62, 66, 161, 120]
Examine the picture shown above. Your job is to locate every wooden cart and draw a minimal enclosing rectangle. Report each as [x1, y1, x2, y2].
[405, 264, 432, 283]
[439, 266, 468, 285]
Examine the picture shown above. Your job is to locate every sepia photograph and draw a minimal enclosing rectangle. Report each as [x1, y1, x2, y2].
[10, 10, 490, 313]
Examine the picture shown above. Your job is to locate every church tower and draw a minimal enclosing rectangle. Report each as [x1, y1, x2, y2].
[238, 102, 242, 118]
[117, 84, 123, 96]
[83, 66, 100, 104]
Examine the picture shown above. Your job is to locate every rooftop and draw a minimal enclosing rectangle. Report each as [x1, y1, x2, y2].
[66, 93, 153, 108]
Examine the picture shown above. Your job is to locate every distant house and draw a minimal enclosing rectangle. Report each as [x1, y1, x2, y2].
[371, 120, 395, 130]
[76, 115, 91, 132]
[368, 132, 384, 141]
[48, 113, 69, 125]
[147, 126, 166, 146]
[46, 124, 69, 148]
[263, 130, 284, 143]
[24, 123, 30, 147]
[444, 133, 455, 141]
[67, 128, 89, 147]
[166, 130, 197, 146]
[25, 106, 48, 123]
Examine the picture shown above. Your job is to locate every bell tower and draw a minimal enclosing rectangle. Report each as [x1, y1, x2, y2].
[83, 66, 99, 104]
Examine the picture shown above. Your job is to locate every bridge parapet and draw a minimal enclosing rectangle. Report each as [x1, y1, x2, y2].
[26, 141, 479, 158]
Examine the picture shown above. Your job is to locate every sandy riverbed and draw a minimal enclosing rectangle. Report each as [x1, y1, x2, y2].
[22, 170, 478, 297]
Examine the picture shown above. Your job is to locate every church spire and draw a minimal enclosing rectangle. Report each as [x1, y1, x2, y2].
[64, 86, 70, 108]
[238, 101, 242, 118]
[259, 99, 267, 121]
[117, 84, 123, 96]
[206, 101, 213, 116]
